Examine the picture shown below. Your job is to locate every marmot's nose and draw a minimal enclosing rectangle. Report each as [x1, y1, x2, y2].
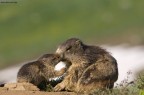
[56, 48, 62, 54]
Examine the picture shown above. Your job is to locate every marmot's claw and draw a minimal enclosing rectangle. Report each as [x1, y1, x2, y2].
[54, 84, 64, 91]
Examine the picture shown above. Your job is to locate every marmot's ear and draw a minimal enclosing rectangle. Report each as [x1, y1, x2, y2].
[75, 40, 81, 46]
[40, 58, 46, 63]
[75, 40, 82, 47]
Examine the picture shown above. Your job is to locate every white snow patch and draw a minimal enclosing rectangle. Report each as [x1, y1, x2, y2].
[103, 45, 144, 86]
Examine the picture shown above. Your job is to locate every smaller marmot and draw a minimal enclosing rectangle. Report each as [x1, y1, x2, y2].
[17, 54, 69, 90]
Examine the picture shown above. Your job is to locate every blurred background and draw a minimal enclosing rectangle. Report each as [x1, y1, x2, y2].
[0, 0, 144, 84]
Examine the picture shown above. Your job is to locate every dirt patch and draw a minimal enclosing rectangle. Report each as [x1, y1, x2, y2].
[0, 90, 77, 95]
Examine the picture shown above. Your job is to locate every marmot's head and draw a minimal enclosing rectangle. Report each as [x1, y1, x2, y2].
[56, 38, 85, 61]
[38, 54, 61, 66]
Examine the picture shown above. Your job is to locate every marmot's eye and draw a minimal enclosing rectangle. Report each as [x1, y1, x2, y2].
[66, 47, 71, 52]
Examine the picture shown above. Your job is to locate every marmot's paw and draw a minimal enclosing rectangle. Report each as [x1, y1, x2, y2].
[54, 83, 65, 91]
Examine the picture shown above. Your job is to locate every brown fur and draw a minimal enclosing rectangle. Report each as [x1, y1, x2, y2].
[54, 38, 118, 93]
[17, 54, 67, 87]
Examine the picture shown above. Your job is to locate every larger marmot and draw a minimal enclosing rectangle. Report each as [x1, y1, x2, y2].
[54, 38, 118, 93]
[17, 54, 69, 90]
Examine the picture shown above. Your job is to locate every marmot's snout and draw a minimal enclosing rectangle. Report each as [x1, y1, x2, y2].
[56, 47, 62, 54]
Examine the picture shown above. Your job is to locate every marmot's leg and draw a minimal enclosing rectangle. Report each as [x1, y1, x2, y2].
[76, 61, 117, 93]
[54, 69, 78, 92]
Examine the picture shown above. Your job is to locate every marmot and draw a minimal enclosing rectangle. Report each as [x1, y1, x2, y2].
[17, 54, 69, 90]
[54, 38, 118, 93]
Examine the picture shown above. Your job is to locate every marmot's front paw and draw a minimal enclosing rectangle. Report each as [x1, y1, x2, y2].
[54, 83, 65, 91]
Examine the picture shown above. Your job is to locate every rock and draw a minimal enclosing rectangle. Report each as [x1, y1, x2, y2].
[4, 83, 17, 88]
[4, 83, 40, 91]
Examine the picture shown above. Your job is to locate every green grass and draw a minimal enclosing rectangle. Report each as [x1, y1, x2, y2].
[0, 0, 144, 68]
